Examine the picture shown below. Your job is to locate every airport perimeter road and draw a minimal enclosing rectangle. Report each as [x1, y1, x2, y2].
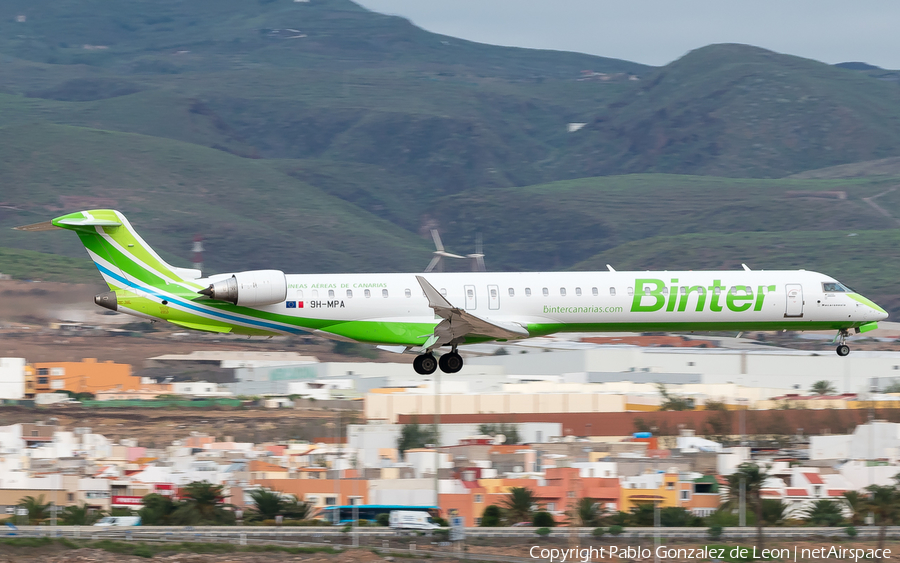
[12, 525, 900, 541]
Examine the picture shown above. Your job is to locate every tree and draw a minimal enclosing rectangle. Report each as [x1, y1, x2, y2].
[801, 499, 844, 526]
[884, 381, 900, 394]
[629, 503, 655, 526]
[659, 506, 692, 527]
[397, 418, 436, 459]
[569, 497, 603, 527]
[726, 463, 770, 551]
[865, 485, 899, 560]
[138, 493, 178, 525]
[249, 488, 286, 521]
[17, 495, 50, 524]
[480, 505, 502, 527]
[502, 487, 538, 524]
[532, 511, 555, 527]
[842, 491, 866, 526]
[657, 383, 694, 411]
[703, 400, 733, 440]
[61, 503, 104, 526]
[171, 481, 233, 525]
[760, 499, 787, 526]
[810, 380, 837, 395]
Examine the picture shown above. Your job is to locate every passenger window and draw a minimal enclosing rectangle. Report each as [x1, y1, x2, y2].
[346, 289, 352, 298]
[312, 290, 319, 298]
[644, 286, 652, 295]
[364, 289, 371, 298]
[593, 287, 599, 296]
[627, 287, 633, 296]
[714, 287, 722, 295]
[542, 287, 549, 297]
[405, 288, 411, 298]
[560, 287, 567, 297]
[680, 287, 686, 294]
[662, 287, 668, 295]
[575, 287, 582, 296]
[298, 290, 303, 299]
[328, 289, 335, 298]
[382, 289, 388, 298]
[609, 287, 615, 296]
[508, 288, 515, 297]
[525, 288, 532, 297]
[440, 288, 447, 296]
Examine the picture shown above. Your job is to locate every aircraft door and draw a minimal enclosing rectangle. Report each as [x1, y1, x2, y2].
[464, 284, 477, 310]
[488, 284, 500, 310]
[785, 284, 804, 317]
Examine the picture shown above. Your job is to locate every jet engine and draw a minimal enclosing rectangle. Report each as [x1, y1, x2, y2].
[199, 270, 288, 306]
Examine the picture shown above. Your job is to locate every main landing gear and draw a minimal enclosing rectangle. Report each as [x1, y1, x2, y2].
[836, 330, 850, 357]
[413, 347, 464, 375]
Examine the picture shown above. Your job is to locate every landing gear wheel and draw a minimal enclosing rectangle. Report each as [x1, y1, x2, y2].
[836, 344, 850, 357]
[439, 352, 464, 373]
[413, 353, 438, 375]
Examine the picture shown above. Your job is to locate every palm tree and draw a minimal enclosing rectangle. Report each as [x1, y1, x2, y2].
[249, 488, 285, 521]
[801, 499, 844, 526]
[760, 499, 787, 526]
[726, 463, 769, 551]
[17, 495, 50, 524]
[138, 493, 178, 525]
[174, 481, 231, 525]
[61, 503, 104, 526]
[569, 497, 603, 527]
[502, 487, 538, 524]
[810, 380, 837, 395]
[842, 491, 866, 526]
[865, 485, 899, 560]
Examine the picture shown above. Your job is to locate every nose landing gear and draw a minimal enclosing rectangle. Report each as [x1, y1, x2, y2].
[835, 329, 850, 356]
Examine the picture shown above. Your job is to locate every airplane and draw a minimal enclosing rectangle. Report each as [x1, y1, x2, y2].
[16, 209, 889, 374]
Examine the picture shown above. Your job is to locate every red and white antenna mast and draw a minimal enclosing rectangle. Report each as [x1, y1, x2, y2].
[192, 235, 204, 272]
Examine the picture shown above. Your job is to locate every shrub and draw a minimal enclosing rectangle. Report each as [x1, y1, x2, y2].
[608, 525, 624, 536]
[480, 505, 502, 527]
[376, 513, 390, 527]
[708, 525, 723, 540]
[845, 526, 858, 538]
[591, 527, 606, 538]
[535, 527, 551, 537]
[432, 516, 448, 527]
[532, 511, 555, 528]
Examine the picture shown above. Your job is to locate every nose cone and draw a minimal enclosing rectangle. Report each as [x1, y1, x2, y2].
[850, 293, 888, 321]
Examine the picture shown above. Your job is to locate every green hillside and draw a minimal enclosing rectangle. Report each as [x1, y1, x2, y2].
[0, 247, 96, 283]
[0, 123, 431, 274]
[556, 44, 900, 178]
[434, 173, 900, 270]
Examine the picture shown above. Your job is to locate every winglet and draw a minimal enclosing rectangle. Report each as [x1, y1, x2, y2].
[606, 264, 616, 272]
[742, 264, 751, 271]
[416, 275, 453, 309]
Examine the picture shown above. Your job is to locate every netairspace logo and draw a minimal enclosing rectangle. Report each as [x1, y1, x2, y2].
[528, 545, 892, 562]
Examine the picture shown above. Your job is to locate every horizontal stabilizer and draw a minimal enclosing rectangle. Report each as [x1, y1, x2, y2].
[13, 221, 60, 232]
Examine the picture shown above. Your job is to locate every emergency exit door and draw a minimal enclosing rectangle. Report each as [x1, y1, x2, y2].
[487, 284, 500, 310]
[464, 285, 477, 310]
[785, 284, 803, 317]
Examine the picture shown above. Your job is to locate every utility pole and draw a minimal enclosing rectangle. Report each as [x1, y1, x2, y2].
[653, 499, 660, 563]
[739, 475, 746, 527]
[434, 371, 440, 510]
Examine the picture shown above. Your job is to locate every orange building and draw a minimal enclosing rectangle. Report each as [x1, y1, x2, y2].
[31, 358, 138, 395]
[255, 477, 368, 512]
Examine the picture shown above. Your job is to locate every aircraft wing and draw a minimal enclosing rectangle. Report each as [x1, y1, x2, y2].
[415, 275, 528, 348]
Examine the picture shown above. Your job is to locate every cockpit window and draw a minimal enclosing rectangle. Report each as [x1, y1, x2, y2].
[823, 282, 853, 293]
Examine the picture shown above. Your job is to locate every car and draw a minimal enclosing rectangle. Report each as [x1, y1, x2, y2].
[511, 521, 532, 527]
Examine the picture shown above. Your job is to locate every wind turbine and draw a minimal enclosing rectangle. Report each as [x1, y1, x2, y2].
[424, 229, 464, 273]
[467, 233, 486, 272]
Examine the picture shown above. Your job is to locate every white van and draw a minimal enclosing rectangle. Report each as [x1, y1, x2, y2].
[389, 510, 440, 530]
[93, 516, 142, 527]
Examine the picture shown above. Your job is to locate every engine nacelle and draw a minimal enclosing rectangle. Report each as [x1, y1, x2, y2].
[199, 270, 287, 307]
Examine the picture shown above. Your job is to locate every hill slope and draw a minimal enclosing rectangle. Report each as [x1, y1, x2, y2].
[556, 44, 900, 179]
[0, 123, 431, 274]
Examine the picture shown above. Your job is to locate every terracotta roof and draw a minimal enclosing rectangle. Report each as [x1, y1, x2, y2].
[786, 488, 808, 497]
[803, 473, 824, 485]
[761, 490, 782, 497]
[249, 460, 288, 472]
[828, 490, 847, 497]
